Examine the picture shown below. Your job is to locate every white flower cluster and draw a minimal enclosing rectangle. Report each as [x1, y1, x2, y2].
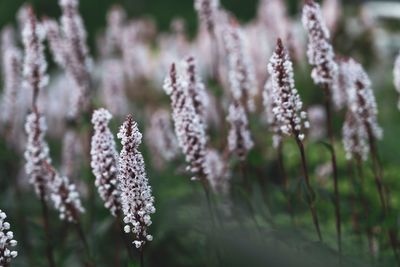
[49, 168, 85, 223]
[343, 58, 383, 140]
[0, 210, 17, 265]
[24, 112, 53, 197]
[22, 8, 49, 102]
[226, 101, 254, 160]
[117, 115, 155, 249]
[394, 51, 400, 109]
[194, 0, 220, 34]
[1, 27, 22, 127]
[263, 77, 282, 148]
[222, 23, 258, 112]
[342, 111, 369, 161]
[204, 149, 230, 195]
[90, 108, 121, 216]
[145, 109, 179, 169]
[267, 39, 309, 141]
[164, 63, 208, 180]
[302, 0, 338, 87]
[25, 112, 84, 222]
[100, 60, 128, 117]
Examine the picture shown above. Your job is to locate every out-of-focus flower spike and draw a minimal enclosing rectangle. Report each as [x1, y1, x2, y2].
[117, 115, 155, 249]
[59, 0, 92, 118]
[226, 100, 254, 160]
[322, 0, 342, 34]
[42, 18, 67, 67]
[343, 58, 382, 140]
[308, 105, 326, 141]
[22, 6, 49, 109]
[222, 21, 258, 112]
[302, 0, 339, 100]
[104, 5, 126, 55]
[182, 56, 209, 125]
[145, 109, 179, 170]
[1, 26, 22, 128]
[194, 0, 220, 35]
[342, 110, 369, 161]
[257, 0, 289, 40]
[204, 149, 230, 195]
[100, 59, 128, 117]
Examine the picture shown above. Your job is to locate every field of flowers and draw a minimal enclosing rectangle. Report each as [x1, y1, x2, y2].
[1, 0, 400, 266]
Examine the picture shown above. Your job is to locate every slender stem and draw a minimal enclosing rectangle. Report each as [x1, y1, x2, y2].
[202, 184, 223, 266]
[354, 158, 375, 260]
[366, 129, 400, 265]
[116, 212, 135, 262]
[366, 128, 387, 212]
[323, 87, 342, 254]
[295, 138, 322, 242]
[39, 193, 56, 267]
[140, 247, 144, 267]
[277, 142, 295, 223]
[76, 222, 95, 267]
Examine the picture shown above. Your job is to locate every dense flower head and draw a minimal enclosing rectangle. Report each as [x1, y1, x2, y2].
[302, 0, 338, 87]
[121, 23, 152, 82]
[394, 51, 400, 109]
[342, 58, 383, 140]
[90, 108, 121, 216]
[145, 109, 179, 169]
[1, 27, 22, 126]
[194, 0, 220, 34]
[226, 101, 254, 160]
[22, 7, 49, 106]
[222, 21, 258, 112]
[0, 210, 18, 265]
[24, 111, 53, 197]
[164, 63, 208, 180]
[47, 163, 85, 223]
[117, 115, 155, 249]
[342, 111, 369, 161]
[267, 39, 309, 141]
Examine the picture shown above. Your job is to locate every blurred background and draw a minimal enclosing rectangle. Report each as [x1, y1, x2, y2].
[1, 0, 400, 267]
[0, 0, 394, 50]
